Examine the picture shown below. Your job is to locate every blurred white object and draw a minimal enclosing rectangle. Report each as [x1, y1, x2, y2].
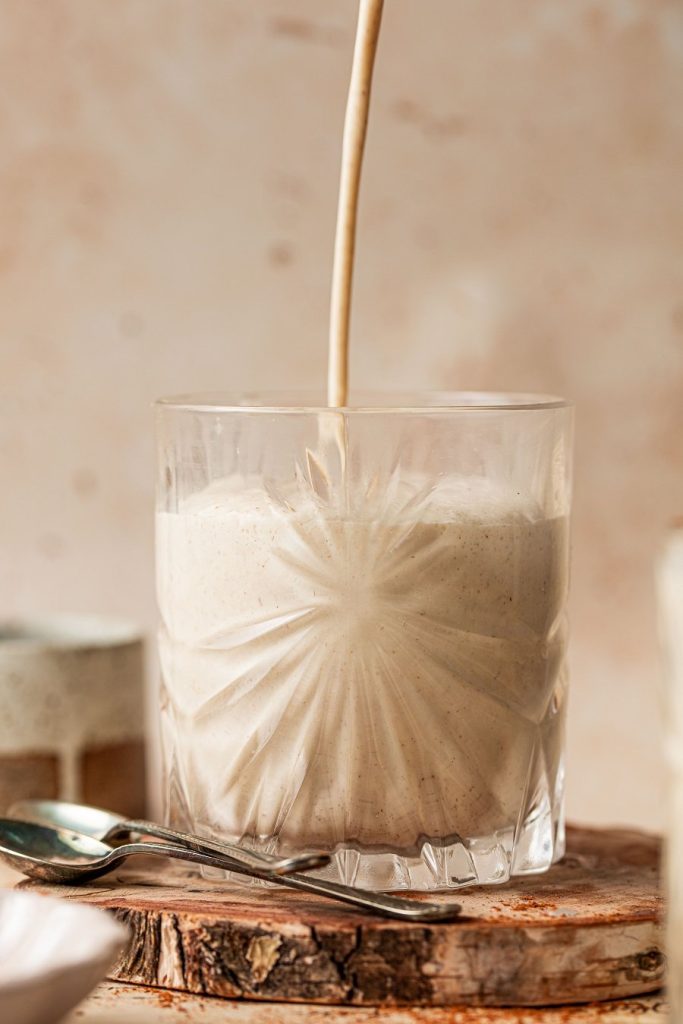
[657, 524, 683, 1021]
[0, 889, 127, 1024]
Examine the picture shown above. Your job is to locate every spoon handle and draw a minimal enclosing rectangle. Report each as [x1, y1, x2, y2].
[106, 839, 270, 878]
[107, 820, 328, 876]
[263, 872, 462, 922]
[108, 842, 461, 922]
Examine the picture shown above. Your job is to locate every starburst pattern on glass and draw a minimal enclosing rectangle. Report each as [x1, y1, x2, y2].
[158, 455, 568, 891]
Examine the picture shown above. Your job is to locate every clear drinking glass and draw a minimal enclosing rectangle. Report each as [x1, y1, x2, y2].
[156, 392, 573, 891]
[657, 525, 683, 1019]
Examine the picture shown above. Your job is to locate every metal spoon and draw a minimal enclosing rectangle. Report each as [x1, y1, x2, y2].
[0, 818, 462, 922]
[9, 799, 328, 877]
[0, 818, 276, 883]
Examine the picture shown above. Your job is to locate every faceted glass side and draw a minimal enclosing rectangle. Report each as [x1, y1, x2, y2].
[157, 394, 572, 890]
[161, 674, 567, 891]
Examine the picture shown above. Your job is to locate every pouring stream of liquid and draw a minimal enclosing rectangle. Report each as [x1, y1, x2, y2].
[327, 0, 385, 409]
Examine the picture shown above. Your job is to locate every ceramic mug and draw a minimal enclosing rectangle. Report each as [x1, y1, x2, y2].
[0, 615, 146, 817]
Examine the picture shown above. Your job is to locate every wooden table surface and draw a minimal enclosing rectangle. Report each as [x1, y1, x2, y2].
[65, 982, 666, 1023]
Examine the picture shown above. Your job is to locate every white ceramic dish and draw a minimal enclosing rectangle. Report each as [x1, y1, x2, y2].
[0, 889, 128, 1024]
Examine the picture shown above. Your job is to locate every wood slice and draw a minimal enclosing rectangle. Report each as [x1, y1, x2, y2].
[26, 826, 664, 1008]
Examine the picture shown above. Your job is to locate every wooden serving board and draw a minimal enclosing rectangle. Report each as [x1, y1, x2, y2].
[26, 826, 665, 1009]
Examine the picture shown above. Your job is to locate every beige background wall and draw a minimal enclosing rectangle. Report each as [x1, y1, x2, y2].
[1, 0, 682, 829]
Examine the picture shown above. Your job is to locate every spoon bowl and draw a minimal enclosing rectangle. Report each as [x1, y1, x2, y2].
[0, 818, 307, 885]
[10, 800, 122, 842]
[0, 820, 122, 882]
[9, 799, 330, 876]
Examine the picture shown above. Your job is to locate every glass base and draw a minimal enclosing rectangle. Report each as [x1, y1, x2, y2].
[165, 690, 567, 892]
[197, 811, 565, 892]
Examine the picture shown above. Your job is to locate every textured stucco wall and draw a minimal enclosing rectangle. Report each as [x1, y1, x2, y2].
[1, 0, 682, 828]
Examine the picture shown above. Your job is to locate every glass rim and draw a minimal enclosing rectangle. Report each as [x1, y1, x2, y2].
[155, 390, 572, 414]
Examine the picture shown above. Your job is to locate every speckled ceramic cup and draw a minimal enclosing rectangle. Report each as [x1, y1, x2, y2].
[0, 615, 146, 817]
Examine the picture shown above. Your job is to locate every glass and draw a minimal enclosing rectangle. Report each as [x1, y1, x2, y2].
[156, 392, 573, 891]
[657, 525, 683, 1019]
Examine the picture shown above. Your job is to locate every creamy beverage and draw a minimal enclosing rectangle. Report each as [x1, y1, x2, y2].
[158, 473, 568, 854]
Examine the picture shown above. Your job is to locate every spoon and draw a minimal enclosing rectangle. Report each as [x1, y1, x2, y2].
[0, 818, 270, 883]
[0, 819, 462, 922]
[9, 799, 328, 877]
